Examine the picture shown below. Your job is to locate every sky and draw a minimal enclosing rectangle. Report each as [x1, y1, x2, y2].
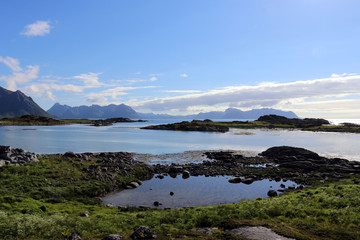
[1, 0, 360, 118]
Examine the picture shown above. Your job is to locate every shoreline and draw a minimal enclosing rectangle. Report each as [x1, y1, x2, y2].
[1, 145, 360, 239]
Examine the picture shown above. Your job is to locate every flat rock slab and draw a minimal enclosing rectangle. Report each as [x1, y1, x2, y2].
[226, 226, 295, 240]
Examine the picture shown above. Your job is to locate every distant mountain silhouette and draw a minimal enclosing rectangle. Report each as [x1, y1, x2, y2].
[0, 87, 53, 118]
[138, 108, 298, 119]
[48, 103, 140, 119]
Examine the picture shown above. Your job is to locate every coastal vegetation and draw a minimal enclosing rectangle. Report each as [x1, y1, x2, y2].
[142, 115, 360, 134]
[1, 147, 360, 239]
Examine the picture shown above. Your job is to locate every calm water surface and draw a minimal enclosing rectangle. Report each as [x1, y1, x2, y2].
[0, 119, 359, 160]
[102, 175, 298, 208]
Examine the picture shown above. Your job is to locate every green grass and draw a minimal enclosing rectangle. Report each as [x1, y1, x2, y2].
[1, 155, 360, 239]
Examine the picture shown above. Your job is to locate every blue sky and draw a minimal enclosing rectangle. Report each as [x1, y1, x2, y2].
[1, 0, 360, 118]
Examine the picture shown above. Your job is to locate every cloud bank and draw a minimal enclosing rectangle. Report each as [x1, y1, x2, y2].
[132, 75, 360, 113]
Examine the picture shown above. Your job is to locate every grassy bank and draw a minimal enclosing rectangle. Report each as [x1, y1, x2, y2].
[1, 154, 360, 239]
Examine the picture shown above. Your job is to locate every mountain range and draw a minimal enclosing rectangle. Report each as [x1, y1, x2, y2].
[0, 86, 299, 120]
[0, 87, 53, 118]
[138, 107, 298, 119]
[47, 103, 140, 119]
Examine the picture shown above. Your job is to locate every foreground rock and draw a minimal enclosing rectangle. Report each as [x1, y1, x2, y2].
[0, 145, 38, 166]
[152, 146, 360, 186]
[130, 226, 157, 239]
[261, 146, 360, 175]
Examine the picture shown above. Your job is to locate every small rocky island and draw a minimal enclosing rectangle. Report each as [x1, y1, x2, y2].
[142, 114, 360, 133]
[142, 119, 229, 132]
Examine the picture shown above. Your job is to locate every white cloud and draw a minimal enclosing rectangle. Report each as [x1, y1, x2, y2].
[85, 86, 157, 104]
[132, 74, 360, 114]
[164, 90, 201, 93]
[23, 83, 85, 102]
[74, 72, 103, 87]
[87, 95, 108, 103]
[180, 73, 188, 78]
[45, 91, 56, 101]
[0, 56, 39, 91]
[0, 56, 22, 72]
[21, 20, 52, 36]
[149, 77, 157, 81]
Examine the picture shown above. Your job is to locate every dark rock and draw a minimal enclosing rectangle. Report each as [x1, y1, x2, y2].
[242, 178, 254, 184]
[103, 234, 123, 240]
[153, 201, 160, 207]
[130, 226, 157, 240]
[0, 145, 38, 166]
[261, 146, 322, 163]
[155, 174, 164, 179]
[170, 192, 174, 196]
[67, 232, 82, 240]
[64, 151, 77, 158]
[228, 177, 242, 183]
[267, 190, 278, 197]
[182, 170, 190, 179]
[169, 166, 182, 174]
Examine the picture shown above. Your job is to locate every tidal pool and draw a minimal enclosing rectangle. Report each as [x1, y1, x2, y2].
[102, 175, 298, 209]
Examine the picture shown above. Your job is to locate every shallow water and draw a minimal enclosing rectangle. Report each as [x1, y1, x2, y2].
[102, 175, 298, 209]
[0, 119, 359, 161]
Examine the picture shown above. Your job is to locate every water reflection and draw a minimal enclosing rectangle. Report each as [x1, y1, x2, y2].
[102, 175, 298, 209]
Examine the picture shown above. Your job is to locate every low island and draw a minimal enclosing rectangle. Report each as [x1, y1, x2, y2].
[0, 115, 146, 126]
[142, 114, 360, 133]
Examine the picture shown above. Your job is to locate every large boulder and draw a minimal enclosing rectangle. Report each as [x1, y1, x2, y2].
[260, 146, 322, 163]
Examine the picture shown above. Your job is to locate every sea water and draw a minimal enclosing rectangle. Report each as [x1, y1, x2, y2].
[0, 119, 359, 161]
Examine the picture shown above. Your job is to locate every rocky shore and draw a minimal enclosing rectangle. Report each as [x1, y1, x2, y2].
[3, 145, 359, 188]
[1, 145, 360, 239]
[0, 145, 38, 166]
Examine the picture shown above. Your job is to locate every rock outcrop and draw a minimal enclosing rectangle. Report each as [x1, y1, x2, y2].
[0, 145, 38, 166]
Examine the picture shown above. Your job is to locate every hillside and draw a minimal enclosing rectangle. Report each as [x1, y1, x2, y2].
[0, 87, 53, 118]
